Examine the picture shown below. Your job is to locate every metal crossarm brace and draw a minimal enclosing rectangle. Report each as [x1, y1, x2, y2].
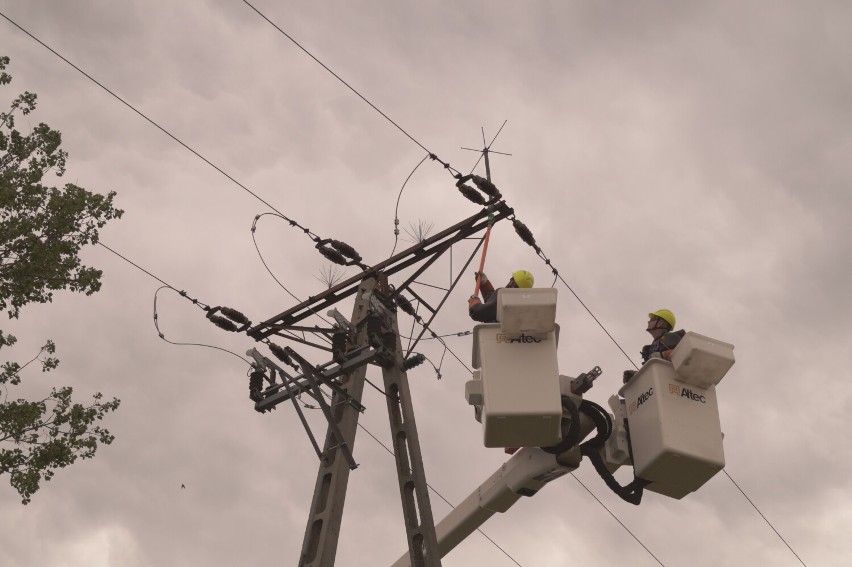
[293, 356, 359, 470]
[253, 345, 384, 413]
[247, 203, 513, 340]
[405, 236, 483, 357]
[246, 348, 325, 459]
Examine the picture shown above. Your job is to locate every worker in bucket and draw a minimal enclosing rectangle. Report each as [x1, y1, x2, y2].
[623, 309, 686, 383]
[468, 269, 535, 323]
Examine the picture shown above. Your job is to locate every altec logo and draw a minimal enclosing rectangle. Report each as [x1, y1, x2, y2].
[668, 384, 707, 403]
[496, 333, 542, 344]
[628, 387, 654, 415]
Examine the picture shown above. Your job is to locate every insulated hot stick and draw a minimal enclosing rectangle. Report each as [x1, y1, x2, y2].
[472, 219, 493, 300]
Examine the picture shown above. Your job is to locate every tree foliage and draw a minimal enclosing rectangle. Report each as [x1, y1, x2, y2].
[0, 56, 123, 504]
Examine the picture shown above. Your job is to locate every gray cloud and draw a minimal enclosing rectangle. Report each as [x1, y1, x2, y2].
[1, 1, 850, 566]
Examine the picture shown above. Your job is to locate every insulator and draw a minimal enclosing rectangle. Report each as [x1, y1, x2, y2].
[249, 370, 265, 402]
[332, 331, 348, 351]
[329, 240, 362, 262]
[318, 245, 348, 266]
[458, 184, 486, 206]
[249, 370, 265, 391]
[220, 307, 250, 326]
[367, 316, 381, 337]
[470, 175, 502, 199]
[402, 353, 426, 371]
[208, 315, 238, 332]
[513, 218, 537, 247]
[395, 293, 416, 316]
[268, 342, 292, 365]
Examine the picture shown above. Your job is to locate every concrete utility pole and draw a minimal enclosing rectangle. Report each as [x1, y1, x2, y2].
[248, 205, 512, 566]
[298, 277, 375, 567]
[298, 276, 441, 566]
[376, 277, 441, 566]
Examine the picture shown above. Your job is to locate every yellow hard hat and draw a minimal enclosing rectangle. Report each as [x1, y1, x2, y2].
[648, 309, 676, 329]
[511, 270, 534, 289]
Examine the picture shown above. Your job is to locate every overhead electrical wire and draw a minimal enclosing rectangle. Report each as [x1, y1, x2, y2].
[154, 286, 251, 366]
[390, 153, 432, 258]
[95, 242, 252, 365]
[0, 10, 353, 345]
[570, 474, 666, 567]
[311, 386, 521, 564]
[503, 206, 810, 564]
[0, 12, 329, 260]
[723, 470, 808, 567]
[251, 212, 337, 336]
[351, 416, 524, 567]
[1, 10, 808, 566]
[240, 1, 461, 179]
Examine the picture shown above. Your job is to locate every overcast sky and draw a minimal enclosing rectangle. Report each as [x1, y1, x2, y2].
[1, 1, 850, 566]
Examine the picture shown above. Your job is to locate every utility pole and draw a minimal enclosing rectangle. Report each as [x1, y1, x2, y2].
[376, 276, 441, 566]
[247, 204, 513, 566]
[298, 277, 375, 567]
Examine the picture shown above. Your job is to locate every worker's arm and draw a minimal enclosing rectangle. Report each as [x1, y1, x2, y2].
[474, 272, 496, 301]
[469, 291, 498, 323]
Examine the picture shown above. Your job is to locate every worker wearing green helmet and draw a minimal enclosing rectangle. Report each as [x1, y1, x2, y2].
[468, 269, 534, 323]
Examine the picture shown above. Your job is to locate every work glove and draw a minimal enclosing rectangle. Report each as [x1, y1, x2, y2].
[474, 271, 489, 285]
[468, 296, 481, 310]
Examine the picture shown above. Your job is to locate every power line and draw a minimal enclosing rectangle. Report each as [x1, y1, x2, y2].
[495, 202, 814, 565]
[390, 153, 432, 258]
[553, 269, 639, 370]
[3, 11, 804, 567]
[354, 420, 523, 567]
[723, 470, 808, 567]
[1, 10, 358, 341]
[241, 1, 460, 178]
[97, 242, 181, 294]
[153, 286, 251, 366]
[96, 242, 251, 365]
[571, 473, 665, 567]
[0, 11, 317, 236]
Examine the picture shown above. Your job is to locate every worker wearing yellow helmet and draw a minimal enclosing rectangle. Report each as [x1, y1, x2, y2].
[623, 309, 686, 383]
[642, 309, 685, 362]
[468, 269, 534, 323]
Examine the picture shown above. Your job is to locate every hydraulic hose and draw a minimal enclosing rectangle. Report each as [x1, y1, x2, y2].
[541, 396, 583, 455]
[578, 400, 650, 506]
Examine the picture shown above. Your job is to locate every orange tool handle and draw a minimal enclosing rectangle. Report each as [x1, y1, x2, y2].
[472, 222, 493, 298]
